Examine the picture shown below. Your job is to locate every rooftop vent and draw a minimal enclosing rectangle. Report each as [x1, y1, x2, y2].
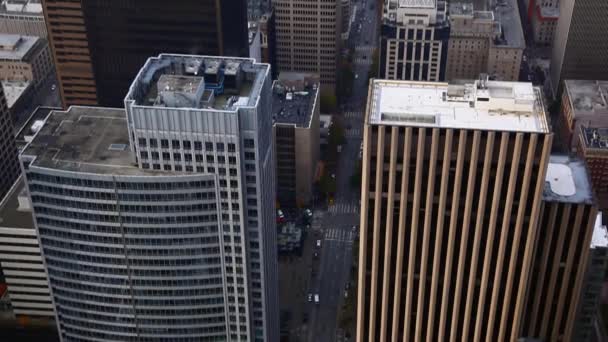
[108, 144, 127, 151]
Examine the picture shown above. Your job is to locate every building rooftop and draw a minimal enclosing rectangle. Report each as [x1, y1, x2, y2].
[492, 0, 525, 49]
[564, 80, 608, 115]
[0, 34, 39, 60]
[272, 73, 319, 128]
[22, 106, 170, 176]
[125, 54, 269, 112]
[591, 212, 608, 249]
[0, 178, 34, 230]
[0, 0, 42, 15]
[580, 126, 608, 151]
[543, 155, 594, 204]
[1, 80, 30, 108]
[14, 106, 58, 153]
[368, 78, 549, 133]
[399, 0, 435, 8]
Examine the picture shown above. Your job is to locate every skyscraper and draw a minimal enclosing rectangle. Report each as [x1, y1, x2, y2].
[550, 0, 608, 94]
[125, 54, 278, 342]
[357, 78, 553, 341]
[0, 83, 19, 201]
[21, 55, 278, 341]
[274, 0, 342, 94]
[42, 0, 249, 107]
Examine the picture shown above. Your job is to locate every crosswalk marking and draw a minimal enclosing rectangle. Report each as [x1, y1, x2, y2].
[354, 58, 373, 65]
[324, 228, 355, 242]
[345, 127, 361, 138]
[328, 202, 359, 214]
[344, 111, 362, 119]
[355, 45, 376, 52]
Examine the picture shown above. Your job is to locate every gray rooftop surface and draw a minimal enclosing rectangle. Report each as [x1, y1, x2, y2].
[564, 79, 608, 114]
[543, 155, 594, 204]
[272, 80, 318, 128]
[14, 106, 59, 153]
[493, 0, 525, 49]
[0, 0, 42, 14]
[580, 126, 608, 150]
[125, 54, 269, 112]
[23, 107, 173, 176]
[0, 34, 39, 60]
[0, 178, 34, 230]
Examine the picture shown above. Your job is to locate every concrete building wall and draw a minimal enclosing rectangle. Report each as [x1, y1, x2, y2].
[0, 14, 46, 37]
[0, 84, 19, 201]
[0, 38, 52, 87]
[445, 37, 489, 80]
[487, 46, 523, 82]
[0, 178, 54, 318]
[357, 116, 553, 340]
[293, 96, 320, 206]
[274, 0, 341, 93]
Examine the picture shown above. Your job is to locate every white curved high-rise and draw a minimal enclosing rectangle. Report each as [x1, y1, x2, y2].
[21, 55, 278, 342]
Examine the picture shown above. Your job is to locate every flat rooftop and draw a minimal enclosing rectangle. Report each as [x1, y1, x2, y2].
[0, 178, 34, 230]
[543, 155, 594, 204]
[23, 107, 169, 175]
[14, 106, 58, 153]
[564, 79, 608, 115]
[0, 0, 42, 14]
[0, 34, 39, 60]
[368, 79, 549, 133]
[125, 54, 269, 112]
[580, 126, 608, 151]
[1, 80, 30, 108]
[272, 74, 319, 128]
[493, 0, 525, 49]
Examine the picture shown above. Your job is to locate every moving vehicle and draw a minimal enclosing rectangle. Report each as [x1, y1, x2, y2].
[308, 293, 313, 302]
[314, 294, 320, 304]
[316, 239, 321, 248]
[277, 209, 285, 223]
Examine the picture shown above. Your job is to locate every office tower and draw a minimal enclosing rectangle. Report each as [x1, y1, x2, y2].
[248, 11, 276, 75]
[0, 177, 54, 319]
[0, 0, 46, 37]
[274, 0, 342, 94]
[357, 78, 552, 341]
[550, 0, 608, 94]
[379, 0, 449, 81]
[341, 0, 350, 35]
[446, 1, 524, 82]
[559, 80, 608, 150]
[125, 54, 278, 342]
[577, 126, 608, 207]
[0, 34, 53, 88]
[42, 0, 248, 108]
[523, 156, 598, 341]
[574, 212, 608, 342]
[272, 72, 320, 207]
[0, 83, 19, 201]
[525, 0, 559, 45]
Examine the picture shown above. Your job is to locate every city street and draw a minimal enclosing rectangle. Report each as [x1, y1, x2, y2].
[306, 0, 379, 340]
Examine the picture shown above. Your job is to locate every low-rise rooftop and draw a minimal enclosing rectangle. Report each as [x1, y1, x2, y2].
[22, 106, 167, 175]
[0, 0, 42, 14]
[564, 79, 608, 115]
[591, 213, 608, 249]
[0, 178, 34, 230]
[14, 106, 58, 153]
[0, 34, 39, 60]
[1, 80, 30, 108]
[580, 126, 608, 151]
[272, 73, 319, 128]
[492, 0, 525, 49]
[543, 155, 594, 204]
[125, 54, 269, 112]
[368, 78, 549, 133]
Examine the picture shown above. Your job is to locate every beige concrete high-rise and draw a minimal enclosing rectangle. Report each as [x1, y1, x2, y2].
[446, 0, 524, 82]
[357, 78, 553, 341]
[273, 0, 342, 94]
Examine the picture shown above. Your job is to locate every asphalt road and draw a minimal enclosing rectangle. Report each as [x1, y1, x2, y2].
[305, 0, 379, 340]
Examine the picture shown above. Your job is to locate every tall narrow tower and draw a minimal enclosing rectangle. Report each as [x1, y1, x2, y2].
[357, 78, 553, 341]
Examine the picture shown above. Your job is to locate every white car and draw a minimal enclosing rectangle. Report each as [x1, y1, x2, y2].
[355, 74, 359, 79]
[314, 294, 320, 304]
[307, 293, 313, 302]
[316, 239, 321, 248]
